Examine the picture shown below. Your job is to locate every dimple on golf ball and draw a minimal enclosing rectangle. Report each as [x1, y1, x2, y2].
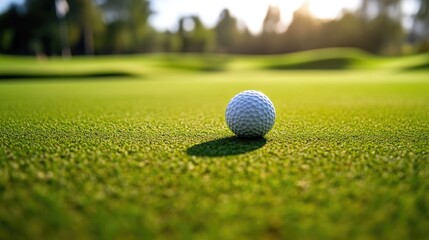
[225, 90, 276, 138]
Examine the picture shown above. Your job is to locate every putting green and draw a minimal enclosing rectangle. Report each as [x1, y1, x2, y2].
[0, 53, 428, 239]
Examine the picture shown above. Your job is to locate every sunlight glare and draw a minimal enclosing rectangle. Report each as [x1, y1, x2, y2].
[309, 0, 349, 19]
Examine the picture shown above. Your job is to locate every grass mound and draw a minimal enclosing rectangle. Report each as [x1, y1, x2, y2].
[1, 49, 429, 78]
[403, 57, 429, 71]
[266, 57, 354, 70]
[262, 48, 371, 70]
[160, 54, 230, 72]
[0, 71, 135, 80]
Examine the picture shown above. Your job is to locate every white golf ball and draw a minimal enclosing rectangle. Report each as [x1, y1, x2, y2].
[225, 90, 276, 138]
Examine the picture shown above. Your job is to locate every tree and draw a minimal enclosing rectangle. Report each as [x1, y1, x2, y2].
[23, 0, 59, 55]
[0, 0, 418, 56]
[191, 16, 215, 52]
[263, 6, 281, 34]
[0, 4, 29, 54]
[8, 0, 106, 56]
[66, 0, 104, 55]
[355, 0, 404, 54]
[178, 17, 192, 52]
[177, 16, 214, 53]
[215, 9, 239, 53]
[358, 0, 371, 19]
[162, 30, 181, 52]
[0, 1, 66, 55]
[282, 3, 321, 53]
[414, 0, 429, 42]
[369, 13, 403, 54]
[320, 12, 366, 49]
[100, 0, 152, 53]
[258, 6, 283, 54]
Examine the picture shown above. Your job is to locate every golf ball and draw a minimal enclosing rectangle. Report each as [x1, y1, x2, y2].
[226, 90, 276, 138]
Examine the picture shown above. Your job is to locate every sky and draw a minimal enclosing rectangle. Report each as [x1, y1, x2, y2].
[0, 0, 24, 13]
[0, 0, 419, 33]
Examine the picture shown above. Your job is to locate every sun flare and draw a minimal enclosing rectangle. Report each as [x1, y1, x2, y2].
[308, 0, 352, 19]
[266, 0, 360, 20]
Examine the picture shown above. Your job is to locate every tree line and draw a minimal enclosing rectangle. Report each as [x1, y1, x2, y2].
[0, 0, 428, 56]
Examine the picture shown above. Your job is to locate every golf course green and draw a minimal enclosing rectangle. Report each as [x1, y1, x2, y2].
[0, 49, 428, 239]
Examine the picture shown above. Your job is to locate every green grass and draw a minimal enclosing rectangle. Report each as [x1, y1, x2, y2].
[0, 49, 429, 239]
[1, 48, 428, 78]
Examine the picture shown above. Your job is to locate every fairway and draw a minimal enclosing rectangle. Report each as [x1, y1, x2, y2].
[0, 55, 429, 239]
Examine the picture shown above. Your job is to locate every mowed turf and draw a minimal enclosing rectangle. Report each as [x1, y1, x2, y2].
[0, 52, 429, 239]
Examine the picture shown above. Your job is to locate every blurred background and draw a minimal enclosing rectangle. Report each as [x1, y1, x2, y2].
[0, 0, 428, 57]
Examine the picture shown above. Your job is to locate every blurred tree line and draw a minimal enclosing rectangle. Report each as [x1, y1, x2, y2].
[0, 0, 428, 56]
